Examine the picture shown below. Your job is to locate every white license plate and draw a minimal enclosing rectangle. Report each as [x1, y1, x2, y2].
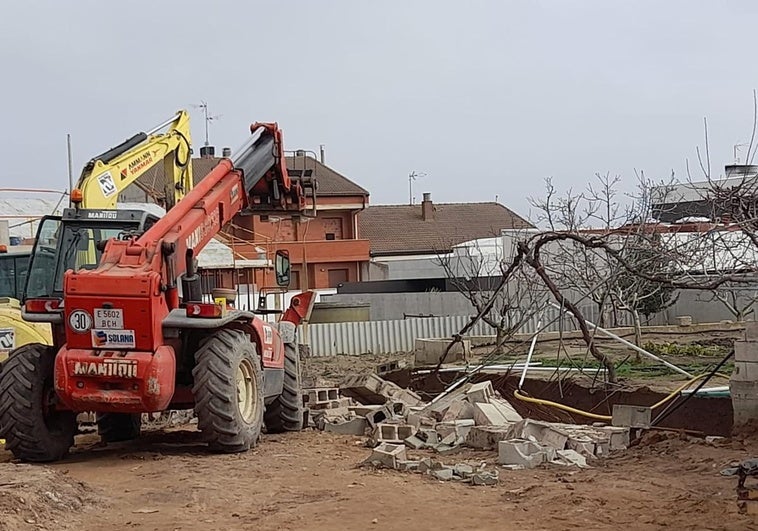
[91, 329, 135, 349]
[94, 308, 123, 329]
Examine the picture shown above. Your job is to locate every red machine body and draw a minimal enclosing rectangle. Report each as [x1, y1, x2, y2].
[54, 123, 312, 413]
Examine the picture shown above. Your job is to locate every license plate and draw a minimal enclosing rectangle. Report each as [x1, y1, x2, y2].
[91, 329, 135, 349]
[94, 308, 123, 329]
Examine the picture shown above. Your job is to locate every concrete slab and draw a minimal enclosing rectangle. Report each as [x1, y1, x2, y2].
[498, 439, 549, 468]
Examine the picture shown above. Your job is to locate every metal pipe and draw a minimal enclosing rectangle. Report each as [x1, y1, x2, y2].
[519, 317, 543, 390]
[549, 303, 693, 378]
[146, 112, 182, 136]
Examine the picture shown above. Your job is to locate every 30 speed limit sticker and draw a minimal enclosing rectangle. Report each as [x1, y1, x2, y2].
[68, 310, 92, 333]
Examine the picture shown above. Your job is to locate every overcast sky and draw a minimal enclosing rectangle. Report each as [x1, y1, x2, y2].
[2, 1, 758, 221]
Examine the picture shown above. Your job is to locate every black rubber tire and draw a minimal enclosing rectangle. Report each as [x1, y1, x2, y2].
[264, 344, 304, 433]
[192, 329, 264, 453]
[0, 343, 76, 462]
[97, 413, 141, 443]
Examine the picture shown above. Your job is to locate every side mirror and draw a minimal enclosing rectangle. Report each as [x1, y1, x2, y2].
[274, 250, 290, 287]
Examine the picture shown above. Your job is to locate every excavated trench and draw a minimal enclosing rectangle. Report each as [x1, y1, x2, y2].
[390, 370, 733, 437]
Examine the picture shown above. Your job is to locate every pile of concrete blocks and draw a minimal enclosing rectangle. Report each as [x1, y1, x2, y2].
[495, 418, 629, 468]
[363, 443, 499, 486]
[310, 373, 426, 437]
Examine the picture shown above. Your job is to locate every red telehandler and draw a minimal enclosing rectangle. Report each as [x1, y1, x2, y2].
[0, 122, 317, 462]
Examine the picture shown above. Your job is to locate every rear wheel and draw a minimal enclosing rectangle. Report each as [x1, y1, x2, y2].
[0, 343, 76, 462]
[192, 329, 264, 453]
[97, 413, 141, 443]
[264, 344, 304, 433]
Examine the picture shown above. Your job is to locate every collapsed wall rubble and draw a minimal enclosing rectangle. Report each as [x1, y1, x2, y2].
[304, 371, 631, 486]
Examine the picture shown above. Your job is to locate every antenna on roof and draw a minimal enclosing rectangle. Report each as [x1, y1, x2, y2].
[192, 101, 222, 147]
[408, 171, 427, 205]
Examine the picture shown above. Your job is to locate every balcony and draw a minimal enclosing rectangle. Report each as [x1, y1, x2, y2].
[229, 239, 371, 264]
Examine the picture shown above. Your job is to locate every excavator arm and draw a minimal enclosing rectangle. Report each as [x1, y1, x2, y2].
[75, 110, 193, 210]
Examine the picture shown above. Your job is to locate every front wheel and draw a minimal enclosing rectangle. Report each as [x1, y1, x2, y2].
[192, 329, 264, 453]
[0, 343, 76, 462]
[264, 344, 304, 433]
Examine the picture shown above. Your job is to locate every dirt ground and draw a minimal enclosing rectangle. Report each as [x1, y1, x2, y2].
[1, 426, 757, 531]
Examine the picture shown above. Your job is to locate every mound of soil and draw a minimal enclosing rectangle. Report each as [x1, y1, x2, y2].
[0, 463, 99, 530]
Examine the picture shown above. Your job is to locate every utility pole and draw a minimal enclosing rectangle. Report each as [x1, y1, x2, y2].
[67, 134, 73, 206]
[408, 171, 427, 205]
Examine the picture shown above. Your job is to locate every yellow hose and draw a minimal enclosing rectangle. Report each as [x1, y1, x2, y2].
[513, 371, 732, 421]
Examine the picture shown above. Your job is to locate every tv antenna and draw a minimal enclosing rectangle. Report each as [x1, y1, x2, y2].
[192, 101, 222, 146]
[408, 170, 427, 205]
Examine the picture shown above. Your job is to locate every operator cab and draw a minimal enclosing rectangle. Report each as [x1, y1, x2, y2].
[0, 247, 32, 301]
[24, 208, 160, 303]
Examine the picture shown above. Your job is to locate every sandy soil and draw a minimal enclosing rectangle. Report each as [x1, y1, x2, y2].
[1, 427, 756, 531]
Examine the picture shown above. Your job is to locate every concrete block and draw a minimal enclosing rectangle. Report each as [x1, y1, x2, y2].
[554, 449, 588, 468]
[316, 406, 350, 418]
[376, 360, 401, 375]
[497, 439, 549, 468]
[735, 341, 758, 363]
[417, 428, 440, 446]
[567, 438, 596, 458]
[732, 361, 758, 382]
[404, 435, 427, 449]
[509, 419, 568, 450]
[465, 381, 495, 404]
[435, 419, 475, 440]
[471, 471, 499, 486]
[340, 373, 388, 404]
[453, 463, 474, 478]
[730, 380, 758, 426]
[364, 401, 407, 428]
[432, 467, 454, 481]
[612, 404, 652, 428]
[442, 399, 475, 421]
[414, 337, 470, 366]
[393, 388, 425, 407]
[407, 412, 435, 429]
[349, 404, 384, 417]
[417, 458, 434, 473]
[303, 387, 340, 406]
[396, 459, 421, 472]
[372, 423, 416, 444]
[367, 443, 407, 469]
[465, 425, 513, 450]
[604, 427, 630, 450]
[473, 403, 513, 426]
[489, 397, 523, 423]
[594, 441, 610, 457]
[323, 416, 368, 436]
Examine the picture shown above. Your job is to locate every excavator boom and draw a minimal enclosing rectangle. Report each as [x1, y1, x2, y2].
[76, 110, 193, 210]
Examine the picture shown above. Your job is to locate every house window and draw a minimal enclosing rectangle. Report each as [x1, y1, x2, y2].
[325, 233, 336, 241]
[328, 268, 349, 287]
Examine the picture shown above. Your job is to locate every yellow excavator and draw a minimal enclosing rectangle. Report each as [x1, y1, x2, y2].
[0, 110, 194, 360]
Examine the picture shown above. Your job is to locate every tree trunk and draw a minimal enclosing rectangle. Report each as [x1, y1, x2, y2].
[526, 253, 617, 383]
[494, 328, 506, 355]
[632, 309, 643, 363]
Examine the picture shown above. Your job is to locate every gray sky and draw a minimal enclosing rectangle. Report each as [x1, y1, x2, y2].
[2, 1, 758, 221]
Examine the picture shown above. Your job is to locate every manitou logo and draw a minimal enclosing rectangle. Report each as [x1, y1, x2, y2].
[185, 209, 220, 250]
[72, 359, 137, 378]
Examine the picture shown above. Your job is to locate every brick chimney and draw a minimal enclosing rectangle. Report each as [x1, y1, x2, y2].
[422, 192, 434, 221]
